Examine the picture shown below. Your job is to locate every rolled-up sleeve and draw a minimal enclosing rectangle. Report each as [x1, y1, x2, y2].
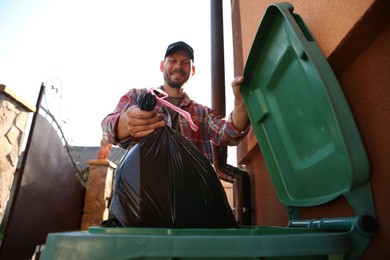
[207, 109, 249, 147]
[221, 112, 250, 145]
[101, 111, 121, 144]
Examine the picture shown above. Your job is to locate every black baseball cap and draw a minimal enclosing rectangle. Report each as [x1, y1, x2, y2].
[164, 41, 194, 62]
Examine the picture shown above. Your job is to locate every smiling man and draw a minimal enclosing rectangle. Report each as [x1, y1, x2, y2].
[101, 41, 249, 162]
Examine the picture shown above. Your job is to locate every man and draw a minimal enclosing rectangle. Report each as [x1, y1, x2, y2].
[101, 41, 249, 161]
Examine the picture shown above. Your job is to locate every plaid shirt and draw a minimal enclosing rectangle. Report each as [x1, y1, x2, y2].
[101, 87, 249, 161]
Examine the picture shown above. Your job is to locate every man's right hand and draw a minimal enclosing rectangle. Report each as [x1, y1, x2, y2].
[117, 105, 166, 140]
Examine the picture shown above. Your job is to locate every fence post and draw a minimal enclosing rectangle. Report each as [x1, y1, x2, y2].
[80, 159, 116, 230]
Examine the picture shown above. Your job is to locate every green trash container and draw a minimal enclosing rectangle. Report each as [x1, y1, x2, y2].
[40, 3, 377, 259]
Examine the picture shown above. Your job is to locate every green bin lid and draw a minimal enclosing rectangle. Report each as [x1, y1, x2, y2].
[241, 3, 371, 210]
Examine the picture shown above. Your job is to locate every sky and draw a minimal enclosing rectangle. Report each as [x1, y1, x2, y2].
[0, 0, 237, 162]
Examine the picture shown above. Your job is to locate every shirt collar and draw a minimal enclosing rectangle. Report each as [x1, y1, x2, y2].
[158, 85, 193, 107]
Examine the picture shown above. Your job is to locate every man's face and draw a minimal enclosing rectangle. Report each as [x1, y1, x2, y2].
[161, 50, 194, 89]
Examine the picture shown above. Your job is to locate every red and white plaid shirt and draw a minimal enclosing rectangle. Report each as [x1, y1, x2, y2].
[101, 87, 249, 161]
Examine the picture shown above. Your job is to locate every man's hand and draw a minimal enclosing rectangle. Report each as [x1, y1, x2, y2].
[231, 76, 249, 131]
[231, 76, 245, 101]
[117, 105, 166, 140]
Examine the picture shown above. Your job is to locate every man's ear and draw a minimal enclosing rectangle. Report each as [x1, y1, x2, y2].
[191, 65, 195, 76]
[160, 60, 164, 72]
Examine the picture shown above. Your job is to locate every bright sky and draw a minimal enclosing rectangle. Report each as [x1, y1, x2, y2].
[0, 0, 236, 161]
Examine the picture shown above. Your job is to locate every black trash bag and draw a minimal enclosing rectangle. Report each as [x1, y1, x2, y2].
[108, 126, 238, 228]
[137, 91, 157, 111]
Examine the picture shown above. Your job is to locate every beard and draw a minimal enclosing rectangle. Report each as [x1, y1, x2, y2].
[164, 69, 190, 89]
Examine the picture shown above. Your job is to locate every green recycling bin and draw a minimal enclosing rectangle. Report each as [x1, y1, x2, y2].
[40, 2, 376, 259]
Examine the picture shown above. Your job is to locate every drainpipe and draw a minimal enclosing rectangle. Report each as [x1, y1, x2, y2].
[210, 0, 252, 225]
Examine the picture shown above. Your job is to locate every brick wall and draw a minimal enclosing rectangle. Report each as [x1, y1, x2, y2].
[80, 159, 116, 230]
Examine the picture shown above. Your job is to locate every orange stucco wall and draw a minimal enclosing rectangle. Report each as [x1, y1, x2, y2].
[231, 0, 389, 258]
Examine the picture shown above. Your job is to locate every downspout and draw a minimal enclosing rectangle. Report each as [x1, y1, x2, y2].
[210, 0, 252, 225]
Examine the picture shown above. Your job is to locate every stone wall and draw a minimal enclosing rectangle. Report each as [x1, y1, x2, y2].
[0, 84, 35, 224]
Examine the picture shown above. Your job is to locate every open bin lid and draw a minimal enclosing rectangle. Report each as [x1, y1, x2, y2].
[241, 3, 374, 216]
